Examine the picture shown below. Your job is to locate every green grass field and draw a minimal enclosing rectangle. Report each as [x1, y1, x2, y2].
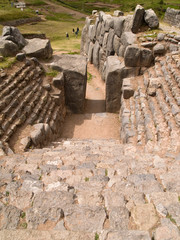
[18, 20, 84, 53]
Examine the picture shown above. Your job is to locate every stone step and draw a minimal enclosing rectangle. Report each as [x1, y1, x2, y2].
[0, 65, 34, 101]
[0, 229, 152, 240]
[0, 82, 43, 141]
[0, 139, 180, 238]
[35, 95, 53, 123]
[137, 77, 157, 144]
[159, 60, 180, 106]
[0, 61, 28, 91]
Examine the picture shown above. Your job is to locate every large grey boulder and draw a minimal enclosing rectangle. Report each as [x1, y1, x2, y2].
[121, 32, 137, 47]
[89, 25, 96, 42]
[153, 43, 166, 55]
[88, 42, 94, 63]
[123, 15, 133, 32]
[114, 17, 125, 37]
[113, 35, 121, 55]
[80, 17, 91, 55]
[124, 45, 153, 67]
[105, 56, 122, 112]
[104, 14, 114, 32]
[2, 26, 26, 49]
[93, 41, 100, 68]
[50, 55, 87, 113]
[106, 29, 115, 56]
[23, 38, 53, 59]
[144, 9, 159, 29]
[124, 45, 140, 67]
[0, 39, 19, 57]
[131, 5, 145, 33]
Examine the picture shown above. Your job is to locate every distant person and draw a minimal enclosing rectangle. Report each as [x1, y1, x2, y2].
[72, 28, 75, 34]
[35, 9, 39, 15]
[66, 32, 69, 39]
[77, 27, 79, 33]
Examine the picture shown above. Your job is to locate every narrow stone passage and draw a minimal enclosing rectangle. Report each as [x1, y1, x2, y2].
[60, 63, 120, 140]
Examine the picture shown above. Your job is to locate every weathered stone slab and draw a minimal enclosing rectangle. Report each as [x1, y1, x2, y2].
[0, 230, 95, 240]
[2, 26, 26, 49]
[105, 56, 122, 112]
[50, 55, 87, 113]
[23, 38, 53, 59]
[93, 41, 100, 68]
[101, 230, 151, 240]
[26, 191, 74, 229]
[144, 9, 159, 29]
[130, 203, 159, 231]
[0, 205, 22, 230]
[114, 17, 125, 37]
[0, 39, 19, 57]
[124, 45, 153, 67]
[106, 28, 115, 56]
[64, 206, 106, 232]
[131, 5, 145, 33]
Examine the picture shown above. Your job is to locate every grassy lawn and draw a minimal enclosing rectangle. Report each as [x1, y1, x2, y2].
[18, 20, 84, 53]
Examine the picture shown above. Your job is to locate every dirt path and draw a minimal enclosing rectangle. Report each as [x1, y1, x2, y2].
[60, 64, 120, 140]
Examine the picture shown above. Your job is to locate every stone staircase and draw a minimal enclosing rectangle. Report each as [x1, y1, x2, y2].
[0, 58, 65, 154]
[120, 52, 180, 151]
[0, 139, 180, 239]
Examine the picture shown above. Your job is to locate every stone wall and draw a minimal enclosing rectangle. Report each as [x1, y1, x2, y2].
[81, 11, 151, 112]
[50, 55, 87, 114]
[164, 8, 180, 28]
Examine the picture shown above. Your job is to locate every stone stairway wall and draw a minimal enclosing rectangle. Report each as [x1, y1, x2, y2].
[164, 7, 180, 29]
[0, 57, 66, 154]
[0, 139, 180, 239]
[120, 52, 180, 151]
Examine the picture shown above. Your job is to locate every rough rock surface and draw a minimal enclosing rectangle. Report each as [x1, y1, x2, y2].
[23, 38, 53, 59]
[131, 5, 145, 33]
[2, 26, 26, 49]
[0, 138, 180, 239]
[50, 55, 87, 113]
[144, 9, 159, 29]
[105, 56, 122, 112]
[0, 39, 19, 57]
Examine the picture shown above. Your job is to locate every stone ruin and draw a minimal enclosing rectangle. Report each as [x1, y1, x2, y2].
[0, 26, 87, 155]
[81, 5, 180, 149]
[0, 26, 53, 59]
[0, 6, 180, 240]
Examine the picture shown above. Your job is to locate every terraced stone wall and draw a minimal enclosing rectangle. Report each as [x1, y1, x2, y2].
[120, 53, 180, 149]
[81, 12, 135, 78]
[164, 8, 180, 28]
[0, 57, 66, 154]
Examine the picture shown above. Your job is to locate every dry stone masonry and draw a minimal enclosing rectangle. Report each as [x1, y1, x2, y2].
[0, 6, 180, 240]
[81, 6, 160, 112]
[0, 139, 180, 239]
[0, 57, 66, 154]
[164, 7, 180, 29]
[50, 55, 87, 113]
[81, 5, 180, 149]
[0, 26, 53, 59]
